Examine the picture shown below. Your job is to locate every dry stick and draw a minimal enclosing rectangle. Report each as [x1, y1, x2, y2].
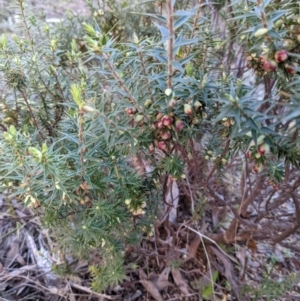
[69, 282, 113, 300]
[167, 0, 174, 90]
[185, 175, 195, 212]
[0, 214, 36, 221]
[184, 225, 240, 265]
[196, 225, 217, 301]
[208, 245, 241, 301]
[2, 273, 57, 296]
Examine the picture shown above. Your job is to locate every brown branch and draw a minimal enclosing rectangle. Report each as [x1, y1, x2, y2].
[0, 214, 36, 221]
[0, 124, 7, 131]
[186, 6, 201, 57]
[167, 0, 174, 90]
[137, 50, 154, 102]
[210, 175, 264, 244]
[78, 110, 85, 181]
[20, 89, 45, 140]
[272, 223, 300, 244]
[205, 139, 230, 184]
[239, 175, 264, 216]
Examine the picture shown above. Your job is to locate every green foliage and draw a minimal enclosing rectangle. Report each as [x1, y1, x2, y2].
[242, 273, 300, 301]
[85, 0, 158, 39]
[201, 270, 219, 300]
[89, 251, 126, 292]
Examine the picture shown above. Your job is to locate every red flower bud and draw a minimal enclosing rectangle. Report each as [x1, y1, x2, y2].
[158, 141, 167, 150]
[160, 131, 171, 140]
[259, 55, 266, 64]
[274, 50, 288, 63]
[258, 143, 270, 155]
[126, 108, 136, 115]
[252, 165, 262, 173]
[161, 115, 173, 126]
[156, 121, 164, 129]
[285, 63, 297, 74]
[246, 151, 251, 158]
[175, 119, 184, 131]
[262, 60, 277, 72]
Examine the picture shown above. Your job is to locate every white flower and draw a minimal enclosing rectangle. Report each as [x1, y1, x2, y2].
[165, 88, 172, 96]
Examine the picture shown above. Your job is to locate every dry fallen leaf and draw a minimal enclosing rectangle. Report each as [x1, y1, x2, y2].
[4, 240, 24, 268]
[139, 279, 164, 301]
[156, 267, 171, 290]
[138, 268, 148, 280]
[165, 177, 179, 223]
[247, 238, 258, 253]
[131, 290, 143, 300]
[171, 269, 190, 295]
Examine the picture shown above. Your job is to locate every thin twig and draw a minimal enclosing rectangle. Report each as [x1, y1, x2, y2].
[184, 225, 240, 265]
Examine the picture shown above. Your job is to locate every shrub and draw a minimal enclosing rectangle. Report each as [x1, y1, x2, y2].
[1, 0, 300, 296]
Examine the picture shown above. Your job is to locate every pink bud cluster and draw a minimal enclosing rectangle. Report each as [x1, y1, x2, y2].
[151, 113, 185, 152]
[247, 49, 299, 75]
